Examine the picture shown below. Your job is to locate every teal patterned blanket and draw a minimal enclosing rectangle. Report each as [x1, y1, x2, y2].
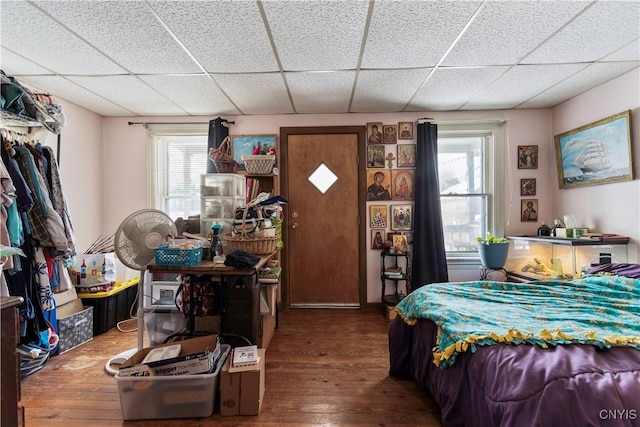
[394, 274, 640, 368]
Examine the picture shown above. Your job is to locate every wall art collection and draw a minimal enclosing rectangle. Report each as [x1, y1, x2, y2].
[367, 121, 415, 251]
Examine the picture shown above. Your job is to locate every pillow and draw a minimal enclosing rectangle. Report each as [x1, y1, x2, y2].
[585, 263, 640, 278]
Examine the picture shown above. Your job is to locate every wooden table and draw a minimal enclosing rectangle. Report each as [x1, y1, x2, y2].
[147, 252, 278, 345]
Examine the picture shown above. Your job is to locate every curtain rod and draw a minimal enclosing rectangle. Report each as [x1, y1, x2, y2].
[417, 118, 507, 125]
[128, 119, 235, 127]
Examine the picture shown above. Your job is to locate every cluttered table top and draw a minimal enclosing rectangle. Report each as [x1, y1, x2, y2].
[147, 250, 278, 276]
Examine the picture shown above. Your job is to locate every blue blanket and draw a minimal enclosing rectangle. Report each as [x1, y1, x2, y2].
[395, 274, 640, 368]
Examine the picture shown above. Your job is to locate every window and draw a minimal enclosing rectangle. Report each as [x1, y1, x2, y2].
[148, 126, 209, 220]
[437, 123, 505, 258]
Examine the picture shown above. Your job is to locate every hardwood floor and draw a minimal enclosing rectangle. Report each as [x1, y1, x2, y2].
[20, 309, 442, 426]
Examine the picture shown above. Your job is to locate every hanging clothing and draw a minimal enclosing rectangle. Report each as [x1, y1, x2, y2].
[0, 157, 17, 269]
[42, 146, 75, 254]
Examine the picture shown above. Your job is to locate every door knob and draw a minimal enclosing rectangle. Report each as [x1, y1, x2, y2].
[291, 222, 299, 229]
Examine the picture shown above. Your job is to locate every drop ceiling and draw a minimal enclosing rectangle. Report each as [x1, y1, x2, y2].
[1, 0, 639, 117]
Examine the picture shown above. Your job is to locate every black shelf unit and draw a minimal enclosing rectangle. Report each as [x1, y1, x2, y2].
[380, 250, 411, 307]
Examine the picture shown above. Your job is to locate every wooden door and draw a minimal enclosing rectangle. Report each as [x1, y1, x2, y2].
[280, 127, 366, 308]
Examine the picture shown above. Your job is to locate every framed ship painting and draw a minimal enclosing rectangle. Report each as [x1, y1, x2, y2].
[554, 110, 633, 189]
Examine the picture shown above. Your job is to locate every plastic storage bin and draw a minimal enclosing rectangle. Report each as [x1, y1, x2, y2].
[79, 279, 138, 336]
[144, 310, 189, 346]
[116, 343, 230, 420]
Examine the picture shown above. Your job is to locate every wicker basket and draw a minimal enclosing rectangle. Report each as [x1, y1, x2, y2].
[224, 205, 278, 255]
[209, 136, 239, 173]
[212, 160, 239, 173]
[242, 155, 275, 174]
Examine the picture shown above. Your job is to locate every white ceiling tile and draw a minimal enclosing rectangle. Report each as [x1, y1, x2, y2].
[407, 66, 509, 111]
[139, 75, 241, 116]
[0, 1, 125, 75]
[463, 64, 587, 110]
[66, 75, 185, 115]
[13, 75, 133, 116]
[285, 71, 355, 113]
[263, 0, 369, 71]
[362, 1, 479, 69]
[0, 48, 51, 75]
[213, 73, 293, 115]
[442, 1, 589, 66]
[601, 39, 640, 62]
[520, 62, 640, 109]
[524, 1, 640, 64]
[352, 69, 429, 112]
[149, 0, 278, 73]
[33, 1, 201, 74]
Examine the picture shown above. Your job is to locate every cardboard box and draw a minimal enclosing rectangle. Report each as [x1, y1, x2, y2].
[220, 348, 265, 416]
[115, 338, 230, 420]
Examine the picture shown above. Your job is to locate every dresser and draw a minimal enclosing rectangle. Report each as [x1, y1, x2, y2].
[1, 296, 24, 427]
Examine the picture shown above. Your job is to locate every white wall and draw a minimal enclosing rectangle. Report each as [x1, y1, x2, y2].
[39, 99, 104, 254]
[44, 68, 638, 304]
[551, 68, 640, 262]
[102, 110, 552, 301]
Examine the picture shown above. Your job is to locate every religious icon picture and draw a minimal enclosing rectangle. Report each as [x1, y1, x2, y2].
[392, 234, 409, 254]
[391, 204, 413, 231]
[367, 122, 383, 145]
[520, 178, 536, 196]
[371, 229, 385, 250]
[521, 199, 539, 222]
[366, 170, 392, 201]
[518, 145, 538, 169]
[367, 145, 385, 168]
[391, 169, 414, 200]
[369, 205, 387, 228]
[397, 144, 416, 168]
[398, 122, 413, 140]
[382, 124, 398, 144]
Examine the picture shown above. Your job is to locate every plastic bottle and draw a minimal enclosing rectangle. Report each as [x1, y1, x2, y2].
[210, 223, 223, 260]
[537, 221, 551, 236]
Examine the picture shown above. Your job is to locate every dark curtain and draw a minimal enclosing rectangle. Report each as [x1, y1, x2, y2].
[206, 117, 230, 173]
[411, 121, 448, 289]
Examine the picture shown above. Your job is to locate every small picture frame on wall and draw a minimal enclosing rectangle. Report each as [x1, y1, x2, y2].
[520, 178, 536, 196]
[391, 169, 414, 200]
[392, 234, 409, 254]
[397, 144, 416, 168]
[518, 145, 538, 169]
[367, 145, 385, 168]
[371, 229, 385, 250]
[398, 122, 413, 140]
[382, 125, 398, 144]
[391, 204, 413, 231]
[366, 170, 392, 201]
[369, 205, 387, 228]
[521, 199, 539, 222]
[367, 122, 383, 145]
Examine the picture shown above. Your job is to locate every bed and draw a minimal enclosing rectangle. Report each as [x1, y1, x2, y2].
[389, 263, 640, 427]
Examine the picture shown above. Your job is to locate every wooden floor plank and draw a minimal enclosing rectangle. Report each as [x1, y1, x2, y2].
[20, 308, 442, 426]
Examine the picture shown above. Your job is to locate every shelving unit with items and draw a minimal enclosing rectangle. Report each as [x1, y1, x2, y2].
[200, 173, 246, 241]
[380, 250, 411, 311]
[505, 235, 629, 282]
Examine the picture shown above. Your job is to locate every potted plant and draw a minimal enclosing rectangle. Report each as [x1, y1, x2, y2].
[476, 233, 510, 269]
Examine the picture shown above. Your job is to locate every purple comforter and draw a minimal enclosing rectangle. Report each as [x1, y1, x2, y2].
[389, 317, 640, 427]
